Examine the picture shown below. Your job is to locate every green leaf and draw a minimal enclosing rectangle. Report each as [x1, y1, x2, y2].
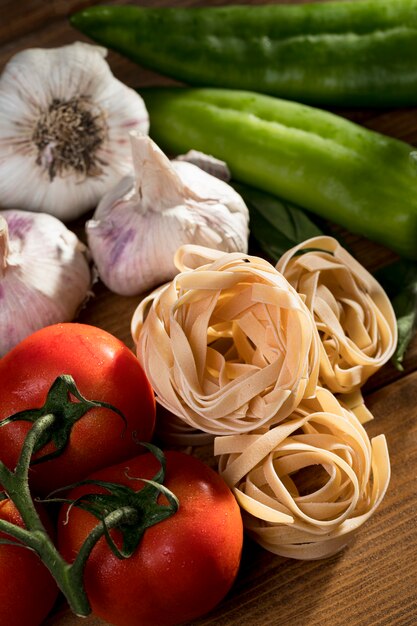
[233, 182, 323, 263]
[375, 259, 417, 370]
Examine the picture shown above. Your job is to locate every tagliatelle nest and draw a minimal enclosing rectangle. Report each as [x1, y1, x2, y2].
[215, 387, 390, 560]
[277, 236, 397, 395]
[132, 245, 320, 436]
[155, 406, 215, 448]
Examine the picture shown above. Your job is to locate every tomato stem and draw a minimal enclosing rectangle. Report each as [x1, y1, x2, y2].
[70, 506, 138, 588]
[0, 412, 140, 617]
[0, 374, 127, 466]
[0, 414, 56, 532]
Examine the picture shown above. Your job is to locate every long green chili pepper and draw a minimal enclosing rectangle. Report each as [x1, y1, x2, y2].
[140, 87, 417, 260]
[71, 0, 417, 107]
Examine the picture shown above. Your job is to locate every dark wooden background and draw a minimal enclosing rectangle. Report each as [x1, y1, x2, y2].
[1, 1, 416, 625]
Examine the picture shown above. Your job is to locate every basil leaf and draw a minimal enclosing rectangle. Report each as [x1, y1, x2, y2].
[233, 182, 323, 263]
[375, 259, 417, 370]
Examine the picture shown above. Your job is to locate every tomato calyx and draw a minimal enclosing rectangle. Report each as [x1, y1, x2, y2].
[0, 374, 126, 464]
[0, 374, 178, 619]
[0, 402, 178, 618]
[50, 443, 179, 559]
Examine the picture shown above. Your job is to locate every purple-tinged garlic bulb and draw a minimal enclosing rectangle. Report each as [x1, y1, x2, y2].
[0, 210, 91, 356]
[86, 134, 249, 296]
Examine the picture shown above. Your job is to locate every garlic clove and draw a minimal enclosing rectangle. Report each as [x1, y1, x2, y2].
[0, 210, 92, 356]
[132, 131, 189, 211]
[86, 134, 249, 296]
[174, 150, 231, 182]
[0, 42, 149, 221]
[172, 160, 249, 243]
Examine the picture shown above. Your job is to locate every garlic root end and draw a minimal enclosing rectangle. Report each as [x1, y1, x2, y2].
[0, 216, 9, 276]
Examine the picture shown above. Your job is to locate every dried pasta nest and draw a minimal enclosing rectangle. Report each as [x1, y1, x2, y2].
[155, 406, 215, 448]
[132, 245, 320, 436]
[215, 387, 390, 560]
[277, 236, 397, 394]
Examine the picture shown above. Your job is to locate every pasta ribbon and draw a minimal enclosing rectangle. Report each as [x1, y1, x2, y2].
[215, 387, 390, 559]
[132, 245, 320, 435]
[277, 236, 397, 395]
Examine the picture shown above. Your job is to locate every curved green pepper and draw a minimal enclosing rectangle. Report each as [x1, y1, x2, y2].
[141, 87, 417, 259]
[71, 0, 417, 107]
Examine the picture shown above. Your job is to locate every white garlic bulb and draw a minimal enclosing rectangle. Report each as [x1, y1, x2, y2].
[86, 133, 249, 296]
[0, 42, 149, 221]
[0, 210, 91, 356]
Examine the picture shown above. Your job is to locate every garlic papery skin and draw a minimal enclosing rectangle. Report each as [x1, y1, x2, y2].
[86, 133, 249, 296]
[0, 210, 91, 356]
[174, 150, 231, 182]
[0, 42, 149, 221]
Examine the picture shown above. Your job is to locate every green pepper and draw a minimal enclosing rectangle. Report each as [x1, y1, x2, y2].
[140, 87, 417, 260]
[71, 0, 417, 107]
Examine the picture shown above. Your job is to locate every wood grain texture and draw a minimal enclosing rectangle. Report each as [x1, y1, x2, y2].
[1, 1, 417, 625]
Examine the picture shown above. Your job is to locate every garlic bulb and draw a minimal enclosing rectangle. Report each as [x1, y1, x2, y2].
[277, 236, 397, 394]
[215, 387, 390, 560]
[0, 210, 91, 356]
[0, 42, 149, 220]
[86, 133, 249, 296]
[132, 245, 320, 435]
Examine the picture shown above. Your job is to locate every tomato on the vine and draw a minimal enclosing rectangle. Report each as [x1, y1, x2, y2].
[58, 450, 244, 626]
[0, 497, 58, 626]
[0, 323, 155, 495]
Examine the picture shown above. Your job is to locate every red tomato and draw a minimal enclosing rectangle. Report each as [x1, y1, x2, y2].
[0, 498, 58, 626]
[0, 323, 155, 495]
[58, 451, 243, 626]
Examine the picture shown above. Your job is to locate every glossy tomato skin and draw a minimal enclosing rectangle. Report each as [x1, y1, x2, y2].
[58, 451, 243, 626]
[0, 498, 59, 626]
[0, 323, 155, 495]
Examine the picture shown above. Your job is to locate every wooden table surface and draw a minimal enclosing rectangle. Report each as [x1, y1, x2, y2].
[1, 1, 417, 625]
